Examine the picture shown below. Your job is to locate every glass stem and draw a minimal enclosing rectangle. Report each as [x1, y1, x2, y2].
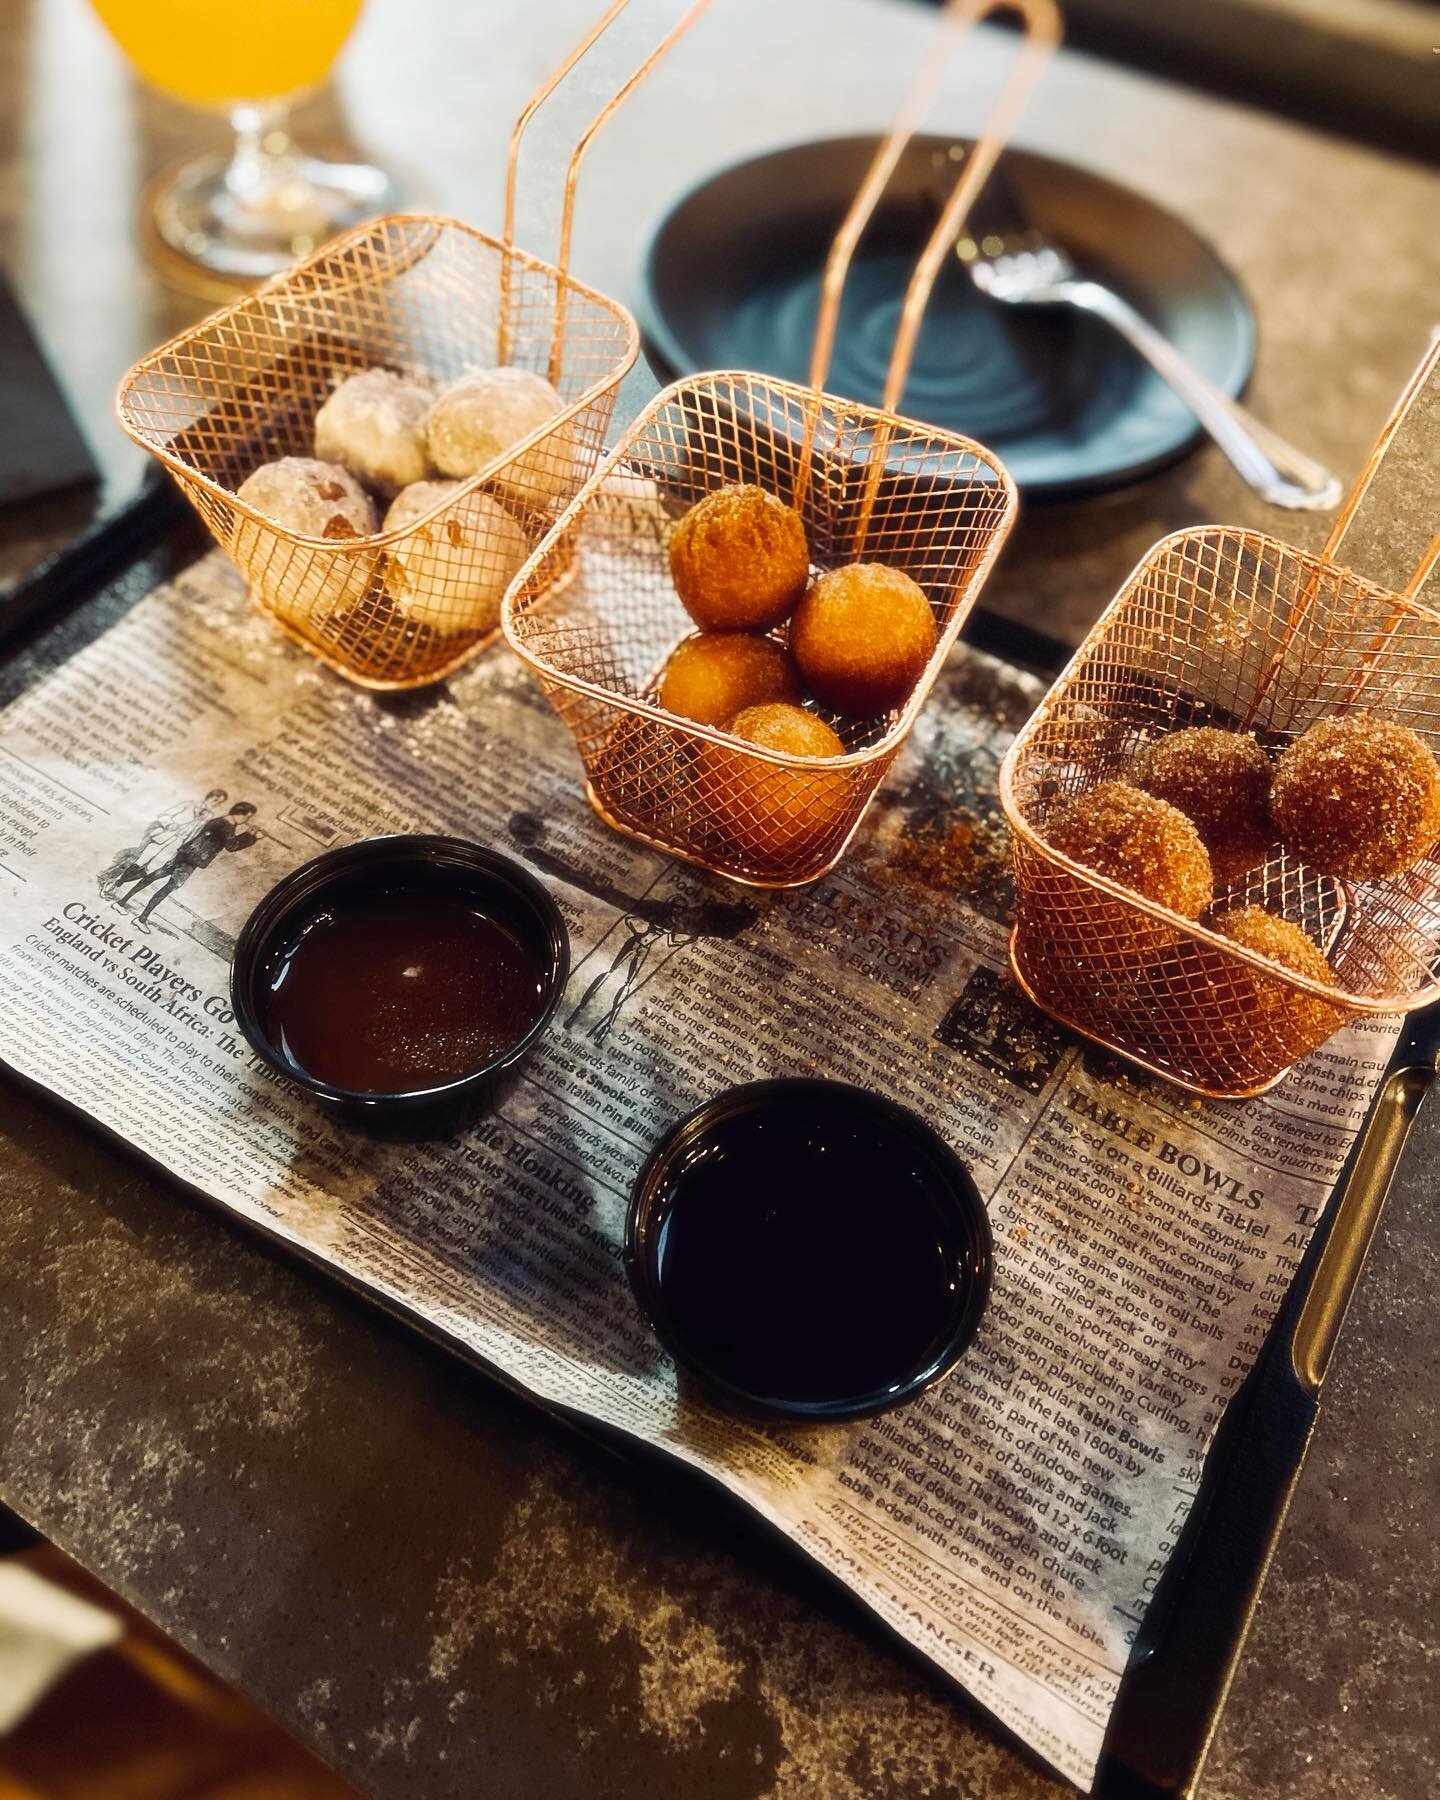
[225, 101, 296, 206]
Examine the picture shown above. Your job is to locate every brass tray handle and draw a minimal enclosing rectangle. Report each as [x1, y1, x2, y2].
[1292, 1033, 1439, 1396]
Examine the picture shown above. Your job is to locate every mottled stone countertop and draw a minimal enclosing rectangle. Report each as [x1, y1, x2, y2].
[1, 1, 1437, 1794]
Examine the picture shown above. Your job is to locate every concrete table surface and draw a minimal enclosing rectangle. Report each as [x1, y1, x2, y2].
[1, 1, 1436, 1794]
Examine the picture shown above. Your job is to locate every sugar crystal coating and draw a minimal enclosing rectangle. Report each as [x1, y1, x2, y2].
[1271, 714, 1440, 881]
[1207, 904, 1344, 1062]
[1132, 726, 1273, 885]
[1047, 779, 1213, 918]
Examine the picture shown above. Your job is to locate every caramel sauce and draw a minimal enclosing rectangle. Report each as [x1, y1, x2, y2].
[260, 891, 546, 1093]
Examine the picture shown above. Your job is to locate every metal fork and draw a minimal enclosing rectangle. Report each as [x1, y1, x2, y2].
[965, 230, 1342, 512]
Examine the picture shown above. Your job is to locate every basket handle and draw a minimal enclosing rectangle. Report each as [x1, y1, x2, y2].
[501, 0, 712, 287]
[1240, 335, 1440, 725]
[1319, 333, 1440, 604]
[807, 0, 1060, 410]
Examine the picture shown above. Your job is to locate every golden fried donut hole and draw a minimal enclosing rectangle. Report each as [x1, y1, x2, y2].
[726, 702, 844, 759]
[668, 485, 810, 631]
[699, 702, 848, 866]
[789, 563, 938, 717]
[655, 632, 801, 728]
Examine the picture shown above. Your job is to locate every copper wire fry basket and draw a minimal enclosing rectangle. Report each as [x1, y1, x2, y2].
[114, 0, 710, 691]
[504, 0, 1057, 887]
[1000, 340, 1440, 1097]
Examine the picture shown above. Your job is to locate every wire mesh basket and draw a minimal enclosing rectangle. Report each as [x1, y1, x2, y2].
[506, 373, 1016, 884]
[1000, 343, 1440, 1096]
[504, 0, 1057, 886]
[115, 0, 709, 691]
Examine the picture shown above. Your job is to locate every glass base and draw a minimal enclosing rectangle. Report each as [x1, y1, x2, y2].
[144, 145, 404, 292]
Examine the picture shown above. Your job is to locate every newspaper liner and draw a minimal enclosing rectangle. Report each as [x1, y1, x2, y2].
[0, 553, 1399, 1790]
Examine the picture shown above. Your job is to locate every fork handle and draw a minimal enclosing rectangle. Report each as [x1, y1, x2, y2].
[1061, 279, 1342, 512]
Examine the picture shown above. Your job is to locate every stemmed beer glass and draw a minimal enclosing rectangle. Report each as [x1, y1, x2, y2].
[90, 0, 401, 291]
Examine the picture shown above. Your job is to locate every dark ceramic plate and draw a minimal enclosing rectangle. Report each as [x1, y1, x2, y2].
[641, 136, 1255, 498]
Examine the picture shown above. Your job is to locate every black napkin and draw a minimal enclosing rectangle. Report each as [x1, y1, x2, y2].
[0, 267, 99, 508]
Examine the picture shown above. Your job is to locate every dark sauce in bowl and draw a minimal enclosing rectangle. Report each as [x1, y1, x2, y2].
[231, 836, 569, 1133]
[627, 1080, 992, 1420]
[262, 894, 547, 1093]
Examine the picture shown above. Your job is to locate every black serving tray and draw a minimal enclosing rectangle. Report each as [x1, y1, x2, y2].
[4, 485, 1434, 1800]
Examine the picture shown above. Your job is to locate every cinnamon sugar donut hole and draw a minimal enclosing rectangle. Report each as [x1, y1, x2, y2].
[1271, 714, 1440, 881]
[1132, 726, 1273, 885]
[1191, 905, 1347, 1080]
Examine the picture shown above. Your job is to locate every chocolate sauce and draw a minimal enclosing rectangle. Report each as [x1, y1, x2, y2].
[649, 1092, 977, 1408]
[259, 891, 547, 1093]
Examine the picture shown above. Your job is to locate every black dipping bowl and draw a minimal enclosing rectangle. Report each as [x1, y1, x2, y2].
[231, 835, 569, 1137]
[626, 1079, 992, 1421]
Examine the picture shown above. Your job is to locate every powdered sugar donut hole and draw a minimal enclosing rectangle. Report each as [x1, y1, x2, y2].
[425, 367, 577, 511]
[233, 457, 379, 628]
[237, 456, 378, 539]
[597, 464, 666, 536]
[314, 367, 438, 497]
[383, 479, 528, 633]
